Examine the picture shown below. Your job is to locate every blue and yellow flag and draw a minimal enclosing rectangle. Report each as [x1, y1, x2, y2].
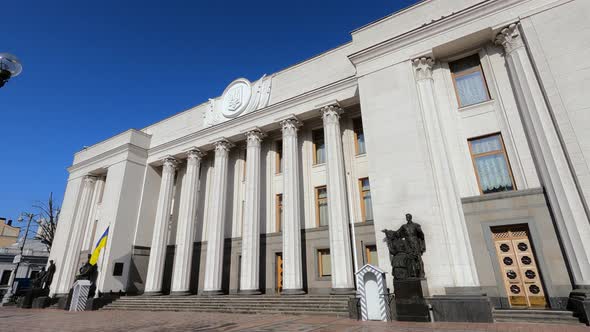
[89, 227, 109, 265]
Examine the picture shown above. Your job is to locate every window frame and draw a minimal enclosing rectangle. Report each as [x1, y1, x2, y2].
[468, 133, 516, 195]
[275, 140, 283, 174]
[450, 54, 491, 108]
[353, 117, 366, 155]
[365, 245, 377, 265]
[312, 129, 326, 165]
[358, 177, 373, 222]
[317, 248, 331, 278]
[315, 185, 328, 227]
[275, 193, 283, 232]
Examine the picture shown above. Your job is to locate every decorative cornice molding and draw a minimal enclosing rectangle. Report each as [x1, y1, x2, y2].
[348, 0, 524, 67]
[495, 23, 524, 55]
[68, 143, 148, 174]
[280, 116, 302, 137]
[412, 57, 434, 81]
[162, 155, 178, 173]
[320, 104, 343, 125]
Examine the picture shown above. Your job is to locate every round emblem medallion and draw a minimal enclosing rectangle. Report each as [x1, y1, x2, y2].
[517, 242, 528, 251]
[503, 257, 513, 265]
[525, 270, 536, 279]
[521, 256, 532, 265]
[510, 285, 521, 294]
[500, 244, 510, 252]
[529, 285, 541, 294]
[506, 270, 517, 279]
[221, 78, 252, 118]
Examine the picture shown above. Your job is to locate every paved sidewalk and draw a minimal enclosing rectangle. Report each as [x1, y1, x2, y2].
[0, 308, 586, 332]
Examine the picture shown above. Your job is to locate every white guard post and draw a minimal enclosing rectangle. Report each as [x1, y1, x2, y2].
[356, 264, 389, 321]
[69, 280, 92, 312]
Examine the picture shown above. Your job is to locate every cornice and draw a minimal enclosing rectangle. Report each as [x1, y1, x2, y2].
[348, 0, 525, 67]
[67, 143, 148, 174]
[148, 76, 357, 156]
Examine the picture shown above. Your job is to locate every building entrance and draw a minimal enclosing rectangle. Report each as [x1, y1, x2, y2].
[275, 253, 283, 294]
[492, 225, 547, 308]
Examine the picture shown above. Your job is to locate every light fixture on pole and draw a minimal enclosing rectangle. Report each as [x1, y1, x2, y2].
[0, 53, 23, 88]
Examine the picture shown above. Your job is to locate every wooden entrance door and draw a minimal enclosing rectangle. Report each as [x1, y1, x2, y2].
[492, 225, 547, 308]
[276, 253, 283, 294]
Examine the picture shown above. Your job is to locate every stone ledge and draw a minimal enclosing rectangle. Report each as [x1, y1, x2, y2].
[461, 188, 544, 204]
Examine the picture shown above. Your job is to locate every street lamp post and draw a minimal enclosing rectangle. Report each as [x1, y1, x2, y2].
[0, 53, 23, 88]
[1, 213, 35, 306]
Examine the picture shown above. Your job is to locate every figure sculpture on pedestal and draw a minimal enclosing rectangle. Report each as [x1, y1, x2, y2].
[382, 213, 429, 322]
[74, 254, 98, 298]
[382, 213, 425, 280]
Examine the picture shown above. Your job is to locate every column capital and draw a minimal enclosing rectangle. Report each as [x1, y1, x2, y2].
[495, 23, 524, 55]
[83, 175, 98, 184]
[412, 57, 434, 81]
[320, 104, 343, 125]
[162, 155, 178, 173]
[280, 117, 302, 137]
[245, 128, 266, 147]
[213, 138, 235, 153]
[186, 148, 206, 162]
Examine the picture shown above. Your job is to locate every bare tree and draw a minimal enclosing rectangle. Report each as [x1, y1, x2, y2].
[33, 193, 60, 252]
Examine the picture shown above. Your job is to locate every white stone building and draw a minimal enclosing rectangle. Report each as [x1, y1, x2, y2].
[48, 0, 590, 319]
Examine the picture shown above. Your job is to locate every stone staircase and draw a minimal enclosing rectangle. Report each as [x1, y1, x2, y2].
[493, 309, 583, 325]
[101, 294, 353, 316]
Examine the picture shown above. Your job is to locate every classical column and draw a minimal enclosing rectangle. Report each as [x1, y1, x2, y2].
[171, 148, 205, 295]
[412, 57, 479, 287]
[202, 139, 234, 295]
[239, 129, 265, 294]
[59, 175, 97, 294]
[144, 156, 178, 295]
[280, 117, 305, 294]
[320, 105, 355, 293]
[496, 23, 590, 287]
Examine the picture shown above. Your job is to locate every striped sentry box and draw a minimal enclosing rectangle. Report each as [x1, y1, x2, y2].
[355, 264, 390, 321]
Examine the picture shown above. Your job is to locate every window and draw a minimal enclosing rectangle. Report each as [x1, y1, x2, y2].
[312, 129, 326, 165]
[317, 249, 331, 277]
[450, 54, 490, 107]
[365, 245, 378, 265]
[276, 194, 283, 232]
[468, 134, 515, 194]
[358, 178, 374, 222]
[0, 270, 11, 285]
[315, 186, 328, 227]
[353, 118, 366, 155]
[275, 140, 283, 174]
[113, 262, 124, 276]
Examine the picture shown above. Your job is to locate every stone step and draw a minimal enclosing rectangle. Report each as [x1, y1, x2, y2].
[113, 299, 350, 304]
[105, 304, 348, 310]
[101, 306, 349, 316]
[492, 309, 582, 325]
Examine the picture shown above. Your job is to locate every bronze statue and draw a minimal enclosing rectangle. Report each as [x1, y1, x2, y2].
[43, 260, 56, 290]
[75, 254, 97, 282]
[382, 213, 426, 280]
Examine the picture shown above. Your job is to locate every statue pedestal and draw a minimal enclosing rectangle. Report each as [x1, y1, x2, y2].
[393, 279, 430, 322]
[69, 280, 91, 312]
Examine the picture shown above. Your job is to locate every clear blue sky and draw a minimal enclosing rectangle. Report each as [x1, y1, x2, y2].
[1, 0, 418, 226]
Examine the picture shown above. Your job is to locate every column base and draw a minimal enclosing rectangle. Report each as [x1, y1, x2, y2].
[142, 291, 163, 296]
[281, 288, 306, 295]
[330, 288, 356, 295]
[238, 289, 261, 295]
[200, 290, 225, 296]
[568, 288, 590, 325]
[169, 291, 192, 296]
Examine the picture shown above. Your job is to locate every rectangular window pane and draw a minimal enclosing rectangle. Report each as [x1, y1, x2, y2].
[276, 194, 283, 232]
[319, 249, 331, 277]
[317, 187, 329, 226]
[455, 72, 488, 106]
[475, 154, 514, 194]
[276, 140, 283, 174]
[450, 54, 490, 107]
[313, 130, 325, 164]
[354, 118, 366, 155]
[366, 245, 378, 265]
[469, 134, 515, 195]
[470, 135, 502, 154]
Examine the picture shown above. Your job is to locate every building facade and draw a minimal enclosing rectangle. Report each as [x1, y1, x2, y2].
[0, 218, 19, 248]
[49, 0, 590, 314]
